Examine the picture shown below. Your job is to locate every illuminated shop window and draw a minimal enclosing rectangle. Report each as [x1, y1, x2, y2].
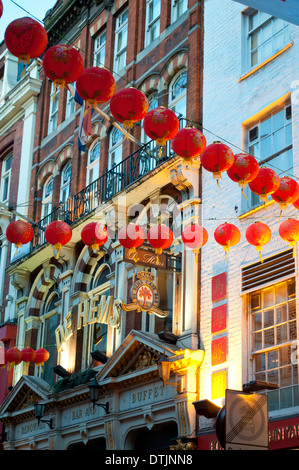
[243, 9, 289, 71]
[250, 278, 298, 411]
[242, 103, 293, 212]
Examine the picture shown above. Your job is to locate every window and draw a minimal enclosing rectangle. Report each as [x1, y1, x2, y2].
[60, 162, 72, 204]
[171, 0, 188, 23]
[242, 104, 293, 211]
[250, 279, 298, 411]
[86, 139, 100, 186]
[145, 0, 160, 46]
[65, 83, 76, 120]
[42, 176, 53, 220]
[169, 71, 187, 120]
[40, 286, 59, 385]
[1, 154, 12, 203]
[114, 9, 128, 73]
[243, 9, 289, 70]
[109, 128, 123, 168]
[141, 92, 159, 143]
[48, 83, 60, 134]
[94, 30, 106, 67]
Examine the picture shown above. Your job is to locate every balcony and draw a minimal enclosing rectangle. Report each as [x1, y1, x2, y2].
[11, 137, 181, 265]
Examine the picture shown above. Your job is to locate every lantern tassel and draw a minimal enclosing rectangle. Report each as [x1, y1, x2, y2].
[14, 243, 22, 257]
[155, 247, 163, 264]
[256, 246, 263, 263]
[129, 247, 137, 263]
[241, 188, 248, 200]
[53, 242, 62, 259]
[193, 249, 199, 264]
[289, 241, 296, 258]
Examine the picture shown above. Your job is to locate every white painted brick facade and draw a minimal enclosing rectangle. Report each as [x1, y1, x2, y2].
[200, 0, 299, 422]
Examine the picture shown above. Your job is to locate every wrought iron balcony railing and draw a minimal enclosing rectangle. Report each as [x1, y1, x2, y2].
[22, 137, 178, 260]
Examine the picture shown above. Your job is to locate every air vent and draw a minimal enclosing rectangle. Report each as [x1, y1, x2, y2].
[242, 250, 295, 293]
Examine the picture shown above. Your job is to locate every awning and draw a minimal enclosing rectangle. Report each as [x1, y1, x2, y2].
[232, 0, 299, 26]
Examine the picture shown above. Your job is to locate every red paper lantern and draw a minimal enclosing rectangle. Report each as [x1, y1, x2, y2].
[148, 224, 173, 261]
[21, 347, 36, 364]
[143, 106, 179, 148]
[182, 224, 208, 252]
[4, 17, 48, 64]
[248, 167, 280, 203]
[171, 127, 207, 160]
[81, 222, 108, 252]
[214, 222, 241, 260]
[42, 44, 84, 90]
[279, 218, 299, 257]
[76, 66, 116, 107]
[245, 221, 271, 263]
[45, 220, 72, 258]
[118, 224, 145, 260]
[6, 347, 22, 367]
[110, 87, 149, 130]
[6, 220, 33, 250]
[33, 348, 50, 367]
[227, 152, 259, 189]
[0, 1, 3, 19]
[271, 176, 299, 211]
[200, 141, 234, 185]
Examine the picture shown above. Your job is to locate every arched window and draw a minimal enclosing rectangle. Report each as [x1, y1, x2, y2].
[109, 128, 123, 168]
[168, 70, 187, 121]
[42, 176, 53, 220]
[40, 285, 59, 385]
[60, 161, 72, 204]
[141, 92, 159, 144]
[87, 139, 100, 185]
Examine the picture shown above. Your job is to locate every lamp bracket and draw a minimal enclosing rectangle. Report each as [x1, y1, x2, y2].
[93, 401, 110, 414]
[38, 418, 53, 429]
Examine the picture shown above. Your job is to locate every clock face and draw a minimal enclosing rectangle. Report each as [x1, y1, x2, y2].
[131, 279, 160, 311]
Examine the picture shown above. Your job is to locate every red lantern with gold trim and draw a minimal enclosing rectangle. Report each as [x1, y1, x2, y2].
[271, 176, 299, 211]
[200, 141, 234, 186]
[81, 222, 108, 253]
[45, 220, 72, 258]
[21, 347, 36, 365]
[6, 220, 33, 251]
[42, 44, 84, 91]
[4, 17, 48, 65]
[118, 224, 145, 261]
[279, 218, 299, 257]
[143, 106, 179, 148]
[110, 87, 149, 130]
[227, 152, 259, 191]
[33, 348, 50, 367]
[182, 224, 208, 253]
[148, 224, 174, 262]
[214, 222, 241, 261]
[248, 167, 280, 203]
[6, 348, 22, 367]
[76, 66, 116, 108]
[171, 127, 207, 160]
[245, 221, 271, 263]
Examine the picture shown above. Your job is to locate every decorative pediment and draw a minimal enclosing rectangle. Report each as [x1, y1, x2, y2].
[97, 330, 181, 382]
[0, 376, 51, 418]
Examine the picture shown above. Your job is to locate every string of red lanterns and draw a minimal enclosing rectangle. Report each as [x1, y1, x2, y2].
[2, 347, 50, 369]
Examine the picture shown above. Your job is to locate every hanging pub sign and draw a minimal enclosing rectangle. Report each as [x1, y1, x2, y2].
[124, 246, 167, 269]
[121, 270, 169, 318]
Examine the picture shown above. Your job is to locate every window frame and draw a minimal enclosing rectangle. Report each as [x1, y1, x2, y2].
[109, 127, 123, 169]
[168, 70, 187, 120]
[60, 161, 72, 205]
[114, 9, 129, 73]
[48, 82, 60, 134]
[242, 8, 289, 72]
[94, 30, 106, 67]
[42, 176, 54, 220]
[86, 139, 101, 186]
[145, 0, 161, 47]
[1, 153, 12, 203]
[171, 0, 188, 24]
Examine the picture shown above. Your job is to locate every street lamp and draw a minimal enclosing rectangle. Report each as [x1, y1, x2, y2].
[157, 355, 182, 393]
[34, 403, 53, 429]
[88, 378, 110, 413]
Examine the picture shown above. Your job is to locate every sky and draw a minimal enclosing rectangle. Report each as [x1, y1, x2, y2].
[0, 0, 57, 42]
